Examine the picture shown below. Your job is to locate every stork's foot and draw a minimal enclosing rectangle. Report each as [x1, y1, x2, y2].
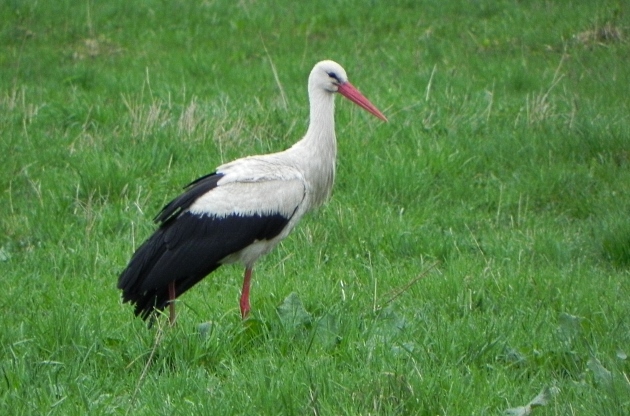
[168, 303, 177, 326]
[240, 301, 251, 319]
[168, 281, 177, 326]
[240, 268, 253, 319]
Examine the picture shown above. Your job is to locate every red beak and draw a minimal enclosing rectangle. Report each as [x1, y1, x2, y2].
[337, 82, 388, 122]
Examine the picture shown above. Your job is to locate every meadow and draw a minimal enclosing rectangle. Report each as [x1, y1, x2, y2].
[1, 0, 629, 414]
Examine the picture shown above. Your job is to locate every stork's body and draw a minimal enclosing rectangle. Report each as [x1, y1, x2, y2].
[118, 60, 387, 322]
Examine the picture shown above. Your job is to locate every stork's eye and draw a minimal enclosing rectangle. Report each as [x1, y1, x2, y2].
[327, 72, 340, 82]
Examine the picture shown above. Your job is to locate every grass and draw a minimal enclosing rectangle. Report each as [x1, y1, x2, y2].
[1, 0, 630, 414]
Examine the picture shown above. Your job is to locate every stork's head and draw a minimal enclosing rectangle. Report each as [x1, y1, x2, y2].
[309, 60, 388, 122]
[310, 60, 349, 93]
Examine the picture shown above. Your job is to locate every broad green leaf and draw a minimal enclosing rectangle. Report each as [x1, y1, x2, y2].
[276, 292, 311, 330]
[505, 386, 559, 415]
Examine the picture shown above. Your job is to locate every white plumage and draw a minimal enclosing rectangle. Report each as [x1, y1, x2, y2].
[118, 60, 387, 323]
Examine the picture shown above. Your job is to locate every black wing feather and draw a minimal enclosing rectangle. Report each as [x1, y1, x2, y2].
[154, 172, 222, 225]
[117, 172, 292, 320]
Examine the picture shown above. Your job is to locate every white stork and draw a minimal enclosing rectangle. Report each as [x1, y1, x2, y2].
[118, 60, 387, 323]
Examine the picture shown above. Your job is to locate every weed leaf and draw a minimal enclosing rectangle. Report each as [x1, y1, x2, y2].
[558, 312, 582, 344]
[0, 246, 10, 262]
[505, 386, 559, 415]
[311, 313, 342, 349]
[588, 357, 613, 387]
[277, 292, 311, 330]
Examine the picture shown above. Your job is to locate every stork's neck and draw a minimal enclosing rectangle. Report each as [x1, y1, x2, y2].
[292, 87, 338, 208]
[304, 87, 336, 147]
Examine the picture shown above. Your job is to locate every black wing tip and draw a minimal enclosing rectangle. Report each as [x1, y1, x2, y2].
[118, 290, 166, 322]
[118, 268, 165, 322]
[136, 304, 159, 321]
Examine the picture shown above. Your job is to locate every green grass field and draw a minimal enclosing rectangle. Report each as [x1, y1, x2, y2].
[2, 0, 630, 414]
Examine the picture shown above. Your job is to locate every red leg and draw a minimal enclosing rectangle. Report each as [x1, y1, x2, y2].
[168, 281, 177, 325]
[240, 267, 252, 319]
